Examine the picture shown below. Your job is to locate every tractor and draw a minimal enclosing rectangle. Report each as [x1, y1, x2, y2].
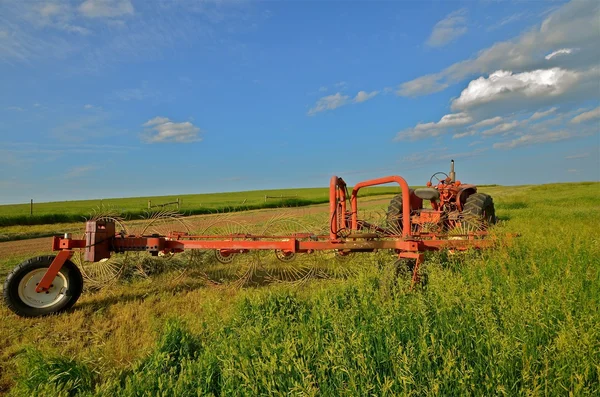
[387, 160, 496, 235]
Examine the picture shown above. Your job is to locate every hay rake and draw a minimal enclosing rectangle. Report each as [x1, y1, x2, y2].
[3, 161, 501, 317]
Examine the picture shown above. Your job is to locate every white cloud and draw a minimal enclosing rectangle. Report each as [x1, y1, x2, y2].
[493, 130, 573, 149]
[84, 104, 94, 109]
[530, 107, 557, 120]
[307, 93, 350, 115]
[452, 131, 475, 139]
[395, 113, 472, 141]
[451, 68, 580, 111]
[454, 116, 523, 139]
[481, 121, 520, 136]
[397, 74, 448, 97]
[399, 1, 600, 96]
[142, 117, 201, 143]
[470, 116, 503, 129]
[5, 106, 24, 111]
[79, 0, 134, 18]
[353, 91, 378, 103]
[426, 9, 468, 47]
[571, 106, 600, 124]
[308, 90, 379, 114]
[545, 48, 576, 60]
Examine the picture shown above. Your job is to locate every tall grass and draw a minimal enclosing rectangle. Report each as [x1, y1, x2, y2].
[3, 182, 600, 396]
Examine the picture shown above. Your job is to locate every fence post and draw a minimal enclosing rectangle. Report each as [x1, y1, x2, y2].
[148, 200, 151, 209]
[264, 195, 267, 203]
[30, 199, 33, 216]
[177, 198, 180, 210]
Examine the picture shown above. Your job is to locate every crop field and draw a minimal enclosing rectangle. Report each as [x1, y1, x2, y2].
[0, 182, 598, 396]
[0, 186, 401, 228]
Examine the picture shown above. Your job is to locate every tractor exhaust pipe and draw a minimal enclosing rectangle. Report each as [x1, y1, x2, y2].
[449, 160, 456, 183]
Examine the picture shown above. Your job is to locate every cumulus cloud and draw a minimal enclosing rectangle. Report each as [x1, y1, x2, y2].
[353, 91, 378, 103]
[142, 117, 201, 143]
[398, 1, 600, 96]
[79, 0, 134, 18]
[571, 106, 600, 124]
[545, 48, 576, 60]
[451, 68, 581, 111]
[395, 113, 472, 140]
[426, 9, 468, 47]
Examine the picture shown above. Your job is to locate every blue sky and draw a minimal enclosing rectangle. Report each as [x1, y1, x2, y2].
[1, 0, 599, 204]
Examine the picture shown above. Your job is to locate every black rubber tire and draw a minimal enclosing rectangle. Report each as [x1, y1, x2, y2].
[3, 255, 83, 317]
[386, 190, 414, 232]
[462, 193, 497, 229]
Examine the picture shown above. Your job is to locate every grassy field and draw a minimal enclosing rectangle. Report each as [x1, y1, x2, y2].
[0, 182, 598, 395]
[0, 186, 402, 227]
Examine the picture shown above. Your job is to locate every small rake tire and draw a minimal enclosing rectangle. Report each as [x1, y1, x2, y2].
[462, 193, 497, 230]
[3, 256, 83, 317]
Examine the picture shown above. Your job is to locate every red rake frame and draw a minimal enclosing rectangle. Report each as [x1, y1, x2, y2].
[37, 174, 493, 292]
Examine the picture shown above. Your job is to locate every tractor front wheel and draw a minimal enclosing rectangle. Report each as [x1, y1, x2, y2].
[3, 256, 83, 317]
[462, 193, 497, 231]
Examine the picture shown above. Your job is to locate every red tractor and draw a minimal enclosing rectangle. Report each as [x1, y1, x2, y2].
[387, 160, 496, 235]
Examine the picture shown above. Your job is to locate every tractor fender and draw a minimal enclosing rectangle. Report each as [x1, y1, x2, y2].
[456, 185, 477, 211]
[409, 189, 423, 210]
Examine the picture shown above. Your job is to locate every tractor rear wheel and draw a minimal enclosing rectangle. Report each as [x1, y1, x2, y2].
[3, 256, 83, 317]
[462, 193, 497, 231]
[386, 190, 413, 234]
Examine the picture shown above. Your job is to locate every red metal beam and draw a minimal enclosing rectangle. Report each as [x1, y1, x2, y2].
[350, 176, 411, 237]
[36, 250, 73, 292]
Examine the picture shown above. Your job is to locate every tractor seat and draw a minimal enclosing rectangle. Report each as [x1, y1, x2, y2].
[414, 188, 440, 201]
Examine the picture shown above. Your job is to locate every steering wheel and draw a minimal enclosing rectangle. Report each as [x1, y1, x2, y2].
[429, 172, 449, 185]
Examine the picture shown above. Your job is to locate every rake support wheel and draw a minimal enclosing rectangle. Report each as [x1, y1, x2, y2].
[3, 256, 83, 317]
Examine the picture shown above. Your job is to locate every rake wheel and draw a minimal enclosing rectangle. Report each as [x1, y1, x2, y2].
[195, 219, 260, 287]
[260, 216, 322, 284]
[126, 210, 192, 281]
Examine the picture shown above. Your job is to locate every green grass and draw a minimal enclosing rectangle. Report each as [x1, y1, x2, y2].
[0, 186, 402, 227]
[0, 182, 599, 395]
